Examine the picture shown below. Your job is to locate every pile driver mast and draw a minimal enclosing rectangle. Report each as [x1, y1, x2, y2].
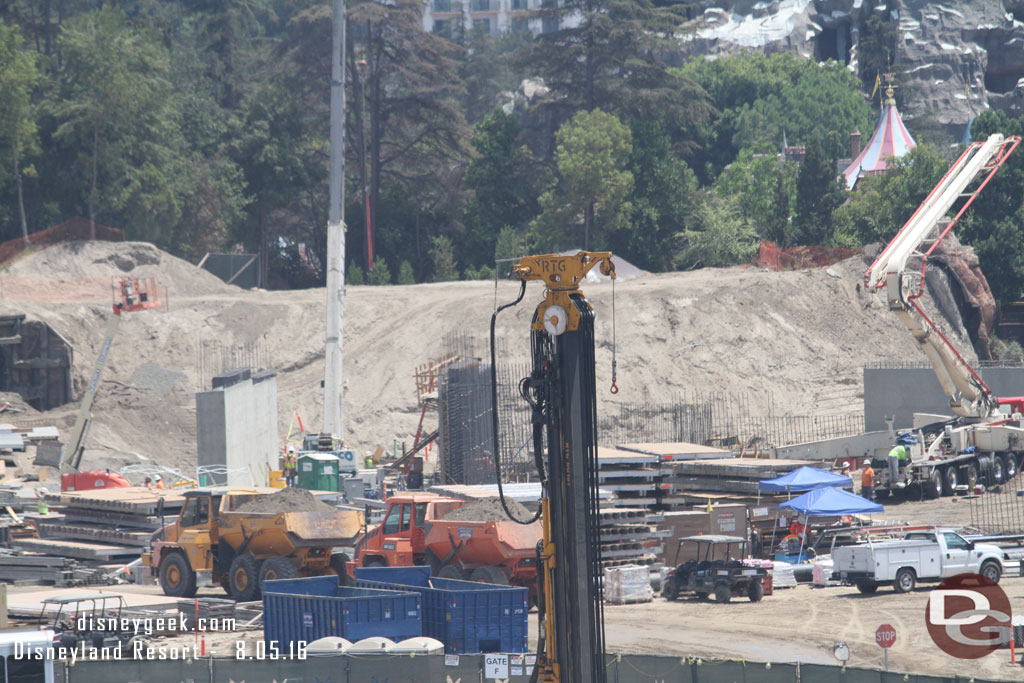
[491, 251, 615, 683]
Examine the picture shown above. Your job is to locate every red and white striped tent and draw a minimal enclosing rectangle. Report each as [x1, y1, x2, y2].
[843, 88, 916, 190]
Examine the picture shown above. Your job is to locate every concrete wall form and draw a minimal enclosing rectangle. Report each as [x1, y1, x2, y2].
[196, 369, 279, 486]
[864, 365, 1024, 432]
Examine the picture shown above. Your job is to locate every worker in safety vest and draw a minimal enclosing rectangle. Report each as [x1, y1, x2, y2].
[154, 474, 166, 490]
[887, 444, 907, 484]
[36, 487, 49, 515]
[861, 463, 875, 501]
[284, 448, 297, 487]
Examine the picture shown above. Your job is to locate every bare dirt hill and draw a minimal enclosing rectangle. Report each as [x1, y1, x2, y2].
[0, 241, 976, 476]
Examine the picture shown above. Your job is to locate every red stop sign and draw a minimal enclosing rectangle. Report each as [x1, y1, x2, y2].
[876, 623, 897, 649]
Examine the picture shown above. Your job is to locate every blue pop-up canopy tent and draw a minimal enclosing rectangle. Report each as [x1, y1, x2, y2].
[779, 486, 883, 516]
[774, 487, 884, 562]
[759, 466, 853, 495]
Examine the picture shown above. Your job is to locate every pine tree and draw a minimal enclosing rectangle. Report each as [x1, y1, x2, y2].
[794, 136, 844, 245]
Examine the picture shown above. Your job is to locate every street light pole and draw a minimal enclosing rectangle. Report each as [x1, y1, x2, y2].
[324, 0, 346, 439]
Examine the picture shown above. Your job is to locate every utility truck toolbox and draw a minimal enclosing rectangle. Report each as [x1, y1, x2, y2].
[834, 528, 1005, 594]
[355, 565, 528, 654]
[262, 576, 421, 646]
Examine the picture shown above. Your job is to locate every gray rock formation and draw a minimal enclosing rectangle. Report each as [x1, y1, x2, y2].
[676, 1, 1024, 131]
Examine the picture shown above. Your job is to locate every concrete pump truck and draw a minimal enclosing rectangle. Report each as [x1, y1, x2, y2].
[864, 133, 1024, 497]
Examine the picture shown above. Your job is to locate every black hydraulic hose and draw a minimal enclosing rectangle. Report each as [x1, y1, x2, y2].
[490, 279, 542, 525]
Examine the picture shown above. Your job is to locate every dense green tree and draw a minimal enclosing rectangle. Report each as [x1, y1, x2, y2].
[960, 110, 1024, 303]
[397, 260, 415, 285]
[609, 120, 698, 271]
[674, 193, 757, 269]
[461, 110, 548, 269]
[346, 0, 472, 271]
[367, 256, 391, 285]
[430, 235, 459, 282]
[0, 20, 38, 243]
[680, 52, 872, 179]
[832, 143, 948, 247]
[50, 6, 186, 241]
[516, 0, 711, 126]
[793, 136, 845, 245]
[712, 149, 798, 242]
[532, 109, 633, 251]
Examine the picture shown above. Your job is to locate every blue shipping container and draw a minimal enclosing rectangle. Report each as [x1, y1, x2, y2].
[354, 566, 528, 654]
[262, 576, 422, 648]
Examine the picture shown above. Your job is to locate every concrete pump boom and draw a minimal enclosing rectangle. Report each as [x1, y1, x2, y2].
[864, 133, 1021, 419]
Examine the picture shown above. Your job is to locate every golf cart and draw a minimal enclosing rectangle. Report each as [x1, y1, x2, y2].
[662, 535, 768, 603]
[37, 594, 135, 650]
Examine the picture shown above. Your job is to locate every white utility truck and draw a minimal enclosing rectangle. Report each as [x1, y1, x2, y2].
[833, 529, 1005, 594]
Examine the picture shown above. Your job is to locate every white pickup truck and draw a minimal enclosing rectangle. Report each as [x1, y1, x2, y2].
[833, 529, 1006, 594]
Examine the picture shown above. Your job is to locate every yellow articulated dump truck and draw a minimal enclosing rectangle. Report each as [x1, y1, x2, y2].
[142, 487, 364, 601]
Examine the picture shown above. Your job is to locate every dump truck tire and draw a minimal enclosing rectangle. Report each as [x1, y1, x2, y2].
[259, 557, 298, 588]
[438, 565, 464, 580]
[470, 566, 509, 586]
[331, 553, 351, 585]
[424, 549, 443, 576]
[159, 552, 196, 598]
[229, 554, 260, 602]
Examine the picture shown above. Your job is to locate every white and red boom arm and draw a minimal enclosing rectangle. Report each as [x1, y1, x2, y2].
[864, 133, 1021, 419]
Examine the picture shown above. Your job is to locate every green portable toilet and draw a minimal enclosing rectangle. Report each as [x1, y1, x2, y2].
[296, 453, 340, 491]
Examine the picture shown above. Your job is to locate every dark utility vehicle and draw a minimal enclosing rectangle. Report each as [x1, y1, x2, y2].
[662, 535, 767, 603]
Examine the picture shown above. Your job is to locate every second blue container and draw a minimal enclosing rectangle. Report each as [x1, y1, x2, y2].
[354, 565, 528, 654]
[262, 576, 422, 647]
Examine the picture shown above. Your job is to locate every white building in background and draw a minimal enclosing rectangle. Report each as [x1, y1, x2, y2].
[422, 0, 562, 37]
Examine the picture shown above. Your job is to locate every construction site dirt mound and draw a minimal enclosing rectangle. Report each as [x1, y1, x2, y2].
[0, 238, 984, 476]
[441, 497, 534, 522]
[0, 241, 235, 300]
[233, 487, 336, 514]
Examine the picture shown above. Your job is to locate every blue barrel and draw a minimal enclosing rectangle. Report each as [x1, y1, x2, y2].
[354, 566, 528, 654]
[262, 576, 421, 648]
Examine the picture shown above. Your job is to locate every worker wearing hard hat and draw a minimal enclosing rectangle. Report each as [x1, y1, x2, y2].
[284, 447, 297, 487]
[36, 487, 49, 515]
[154, 474, 166, 490]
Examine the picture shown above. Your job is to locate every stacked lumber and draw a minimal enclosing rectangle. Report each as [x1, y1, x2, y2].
[663, 458, 810, 496]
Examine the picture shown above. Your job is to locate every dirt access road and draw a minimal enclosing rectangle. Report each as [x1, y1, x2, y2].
[525, 579, 1024, 680]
